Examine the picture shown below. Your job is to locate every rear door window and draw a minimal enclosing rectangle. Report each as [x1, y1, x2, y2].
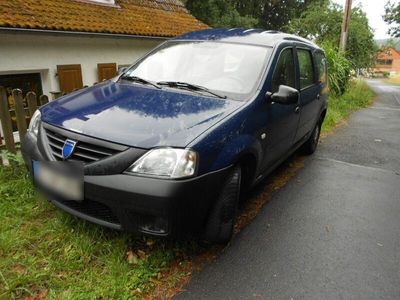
[314, 52, 327, 84]
[271, 48, 296, 93]
[297, 49, 315, 89]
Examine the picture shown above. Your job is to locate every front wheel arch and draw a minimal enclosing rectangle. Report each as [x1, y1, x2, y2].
[234, 152, 257, 194]
[203, 165, 242, 244]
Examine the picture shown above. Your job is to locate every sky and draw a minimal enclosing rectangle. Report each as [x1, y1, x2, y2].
[332, 0, 400, 39]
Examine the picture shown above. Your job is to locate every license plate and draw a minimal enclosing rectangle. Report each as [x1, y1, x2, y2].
[32, 160, 83, 201]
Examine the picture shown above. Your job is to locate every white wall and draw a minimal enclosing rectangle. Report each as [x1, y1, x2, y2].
[0, 31, 163, 96]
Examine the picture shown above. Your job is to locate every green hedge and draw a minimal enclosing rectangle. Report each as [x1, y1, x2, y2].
[322, 42, 352, 96]
[322, 79, 375, 133]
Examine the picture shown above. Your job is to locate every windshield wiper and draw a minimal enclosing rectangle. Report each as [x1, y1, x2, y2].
[157, 81, 227, 99]
[120, 75, 161, 89]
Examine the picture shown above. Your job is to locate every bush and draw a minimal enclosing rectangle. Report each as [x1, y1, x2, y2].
[321, 42, 352, 96]
[322, 79, 375, 133]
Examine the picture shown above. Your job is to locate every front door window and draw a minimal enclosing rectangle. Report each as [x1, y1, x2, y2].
[271, 48, 296, 93]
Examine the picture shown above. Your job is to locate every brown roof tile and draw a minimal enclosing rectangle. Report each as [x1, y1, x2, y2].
[0, 0, 208, 37]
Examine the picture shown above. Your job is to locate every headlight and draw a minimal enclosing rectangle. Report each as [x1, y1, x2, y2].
[28, 110, 41, 137]
[126, 148, 197, 179]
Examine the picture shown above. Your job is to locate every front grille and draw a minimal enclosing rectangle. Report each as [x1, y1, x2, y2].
[56, 199, 120, 225]
[45, 128, 121, 164]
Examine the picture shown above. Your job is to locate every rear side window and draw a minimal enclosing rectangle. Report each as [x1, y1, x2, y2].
[271, 48, 296, 93]
[315, 52, 327, 84]
[297, 49, 315, 89]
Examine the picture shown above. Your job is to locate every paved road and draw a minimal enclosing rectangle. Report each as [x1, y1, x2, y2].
[178, 80, 400, 300]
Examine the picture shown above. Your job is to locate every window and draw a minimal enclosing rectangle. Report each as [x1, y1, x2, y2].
[0, 73, 43, 131]
[271, 48, 296, 93]
[57, 64, 83, 94]
[126, 41, 272, 101]
[376, 59, 393, 66]
[297, 49, 315, 89]
[0, 73, 43, 98]
[98, 63, 117, 82]
[314, 52, 327, 84]
[0, 73, 43, 109]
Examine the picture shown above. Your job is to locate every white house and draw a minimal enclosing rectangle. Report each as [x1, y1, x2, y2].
[0, 0, 207, 98]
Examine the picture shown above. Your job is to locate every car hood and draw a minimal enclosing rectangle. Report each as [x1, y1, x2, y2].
[40, 81, 243, 148]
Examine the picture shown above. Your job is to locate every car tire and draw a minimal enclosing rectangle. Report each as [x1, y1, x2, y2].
[302, 119, 322, 155]
[203, 165, 241, 244]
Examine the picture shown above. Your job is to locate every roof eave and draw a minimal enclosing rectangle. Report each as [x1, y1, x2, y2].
[0, 27, 171, 40]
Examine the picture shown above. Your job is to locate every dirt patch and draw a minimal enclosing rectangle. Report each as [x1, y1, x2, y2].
[149, 245, 222, 299]
[12, 264, 28, 275]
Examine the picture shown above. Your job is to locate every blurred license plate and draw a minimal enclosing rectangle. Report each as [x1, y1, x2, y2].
[32, 161, 83, 201]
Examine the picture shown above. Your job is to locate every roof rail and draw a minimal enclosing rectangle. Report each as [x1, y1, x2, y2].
[283, 36, 314, 45]
[243, 28, 256, 33]
[261, 30, 281, 35]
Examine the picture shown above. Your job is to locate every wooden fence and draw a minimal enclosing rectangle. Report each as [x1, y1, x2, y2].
[0, 86, 49, 153]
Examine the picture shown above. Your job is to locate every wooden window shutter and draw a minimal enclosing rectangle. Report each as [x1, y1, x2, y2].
[98, 63, 117, 82]
[57, 64, 83, 94]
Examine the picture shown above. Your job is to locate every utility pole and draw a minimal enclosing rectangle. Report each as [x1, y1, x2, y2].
[339, 0, 352, 52]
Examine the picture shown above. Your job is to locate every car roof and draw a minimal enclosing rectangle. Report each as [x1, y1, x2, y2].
[173, 28, 321, 50]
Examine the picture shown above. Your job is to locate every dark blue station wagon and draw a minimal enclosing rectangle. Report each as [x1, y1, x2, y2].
[22, 29, 328, 243]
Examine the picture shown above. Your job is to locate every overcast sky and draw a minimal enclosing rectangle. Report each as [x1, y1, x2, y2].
[332, 0, 400, 39]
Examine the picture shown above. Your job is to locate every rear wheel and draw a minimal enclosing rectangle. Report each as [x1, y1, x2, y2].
[302, 119, 322, 155]
[204, 166, 241, 244]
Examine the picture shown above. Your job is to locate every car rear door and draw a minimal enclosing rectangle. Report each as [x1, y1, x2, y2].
[294, 47, 321, 143]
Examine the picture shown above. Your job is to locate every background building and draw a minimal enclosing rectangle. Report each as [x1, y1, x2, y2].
[374, 47, 400, 75]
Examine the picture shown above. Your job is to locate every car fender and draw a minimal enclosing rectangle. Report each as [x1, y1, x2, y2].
[209, 134, 262, 172]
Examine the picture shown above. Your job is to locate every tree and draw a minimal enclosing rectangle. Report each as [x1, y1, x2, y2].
[284, 1, 377, 69]
[184, 0, 325, 30]
[238, 0, 327, 30]
[184, 0, 258, 28]
[384, 1, 400, 37]
[346, 8, 378, 69]
[284, 1, 340, 40]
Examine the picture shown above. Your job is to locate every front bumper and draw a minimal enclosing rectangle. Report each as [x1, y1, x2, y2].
[22, 132, 230, 238]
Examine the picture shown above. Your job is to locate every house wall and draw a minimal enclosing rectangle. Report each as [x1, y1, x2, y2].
[374, 59, 400, 73]
[0, 31, 163, 96]
[373, 47, 400, 75]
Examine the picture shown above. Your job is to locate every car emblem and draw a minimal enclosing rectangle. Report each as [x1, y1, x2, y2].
[62, 139, 77, 160]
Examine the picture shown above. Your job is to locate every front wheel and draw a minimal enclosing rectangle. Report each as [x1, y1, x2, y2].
[302, 120, 321, 155]
[203, 166, 241, 244]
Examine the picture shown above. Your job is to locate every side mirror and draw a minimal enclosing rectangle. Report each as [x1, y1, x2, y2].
[267, 85, 299, 105]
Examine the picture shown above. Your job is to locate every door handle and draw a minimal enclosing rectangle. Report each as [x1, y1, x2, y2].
[295, 106, 300, 114]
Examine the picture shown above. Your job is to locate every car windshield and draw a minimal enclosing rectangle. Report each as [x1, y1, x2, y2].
[124, 41, 272, 101]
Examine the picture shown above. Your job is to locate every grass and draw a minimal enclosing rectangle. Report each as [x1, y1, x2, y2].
[0, 158, 198, 299]
[0, 79, 376, 299]
[322, 79, 376, 133]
